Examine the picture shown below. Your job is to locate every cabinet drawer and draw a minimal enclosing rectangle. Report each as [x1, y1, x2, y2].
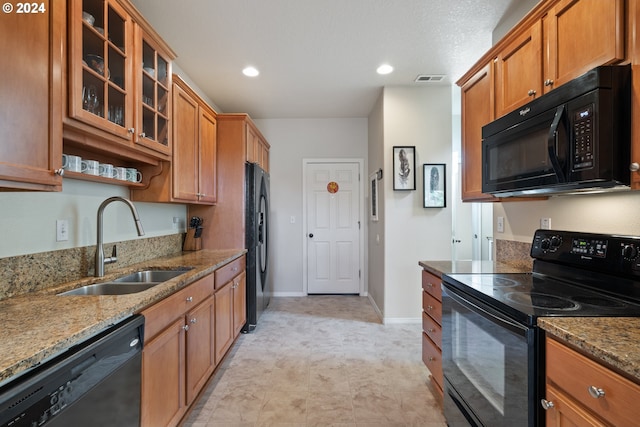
[422, 332, 443, 392]
[422, 270, 442, 301]
[215, 256, 246, 289]
[546, 338, 640, 427]
[422, 312, 442, 349]
[142, 274, 214, 341]
[422, 291, 442, 325]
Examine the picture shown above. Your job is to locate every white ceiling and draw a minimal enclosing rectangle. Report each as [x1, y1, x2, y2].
[130, 0, 523, 119]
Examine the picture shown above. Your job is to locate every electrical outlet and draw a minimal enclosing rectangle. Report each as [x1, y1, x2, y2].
[497, 216, 504, 233]
[172, 217, 181, 230]
[56, 219, 69, 242]
[540, 217, 551, 229]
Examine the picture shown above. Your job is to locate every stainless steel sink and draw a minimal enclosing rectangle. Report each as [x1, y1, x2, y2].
[111, 269, 192, 283]
[59, 282, 158, 296]
[58, 268, 194, 296]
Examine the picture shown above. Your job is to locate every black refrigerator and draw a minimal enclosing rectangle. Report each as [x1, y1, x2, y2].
[244, 162, 271, 332]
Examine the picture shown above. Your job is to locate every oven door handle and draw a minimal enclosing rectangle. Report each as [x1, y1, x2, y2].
[444, 285, 528, 336]
[547, 105, 566, 183]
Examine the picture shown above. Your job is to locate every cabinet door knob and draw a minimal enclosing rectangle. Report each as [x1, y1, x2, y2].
[127, 128, 135, 134]
[540, 399, 554, 410]
[55, 168, 65, 176]
[427, 305, 434, 311]
[182, 324, 189, 331]
[427, 328, 435, 333]
[544, 79, 554, 87]
[190, 318, 197, 324]
[139, 132, 146, 138]
[426, 282, 434, 288]
[527, 89, 537, 97]
[630, 162, 640, 172]
[309, 233, 314, 238]
[186, 296, 193, 302]
[588, 386, 605, 399]
[428, 357, 436, 362]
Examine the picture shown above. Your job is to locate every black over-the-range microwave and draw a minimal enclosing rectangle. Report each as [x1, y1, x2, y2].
[481, 64, 631, 197]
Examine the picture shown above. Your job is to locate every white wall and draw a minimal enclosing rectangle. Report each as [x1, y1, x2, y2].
[380, 86, 453, 321]
[253, 118, 368, 295]
[0, 180, 186, 258]
[495, 191, 640, 243]
[368, 92, 385, 314]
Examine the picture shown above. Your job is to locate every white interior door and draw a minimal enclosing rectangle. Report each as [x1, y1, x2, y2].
[306, 162, 360, 294]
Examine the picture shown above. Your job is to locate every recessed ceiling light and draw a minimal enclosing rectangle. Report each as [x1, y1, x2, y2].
[377, 64, 394, 75]
[242, 66, 260, 77]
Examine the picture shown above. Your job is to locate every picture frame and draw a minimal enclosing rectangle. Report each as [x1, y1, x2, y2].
[423, 163, 446, 208]
[369, 173, 379, 222]
[393, 146, 416, 190]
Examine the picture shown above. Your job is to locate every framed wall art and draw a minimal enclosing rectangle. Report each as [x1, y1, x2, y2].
[393, 146, 415, 190]
[369, 172, 379, 221]
[423, 163, 446, 208]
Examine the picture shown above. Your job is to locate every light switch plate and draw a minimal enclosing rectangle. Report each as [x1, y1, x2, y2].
[56, 219, 69, 242]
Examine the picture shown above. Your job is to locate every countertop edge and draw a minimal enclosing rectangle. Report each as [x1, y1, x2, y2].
[0, 249, 246, 386]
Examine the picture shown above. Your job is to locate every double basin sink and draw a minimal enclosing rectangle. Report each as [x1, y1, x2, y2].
[58, 268, 194, 296]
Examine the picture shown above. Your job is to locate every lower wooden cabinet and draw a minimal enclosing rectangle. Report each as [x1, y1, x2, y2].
[543, 337, 640, 427]
[421, 269, 443, 395]
[140, 256, 246, 427]
[141, 317, 186, 427]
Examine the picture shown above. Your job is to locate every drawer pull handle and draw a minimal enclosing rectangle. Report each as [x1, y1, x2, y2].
[427, 282, 434, 288]
[427, 328, 436, 333]
[428, 356, 436, 362]
[427, 305, 434, 311]
[540, 399, 554, 410]
[186, 296, 193, 302]
[588, 386, 605, 399]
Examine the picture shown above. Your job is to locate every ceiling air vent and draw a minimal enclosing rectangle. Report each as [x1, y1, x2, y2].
[414, 74, 446, 83]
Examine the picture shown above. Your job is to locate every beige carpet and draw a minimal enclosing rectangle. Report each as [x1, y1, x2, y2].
[182, 295, 446, 426]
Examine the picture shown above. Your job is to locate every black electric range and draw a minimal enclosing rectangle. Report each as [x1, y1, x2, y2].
[445, 229, 640, 324]
[441, 229, 640, 427]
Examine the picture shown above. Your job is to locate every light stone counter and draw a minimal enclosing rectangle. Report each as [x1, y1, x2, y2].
[0, 249, 245, 386]
[418, 260, 530, 276]
[539, 317, 640, 383]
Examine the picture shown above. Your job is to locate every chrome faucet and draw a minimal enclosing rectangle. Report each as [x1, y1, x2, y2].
[95, 197, 145, 277]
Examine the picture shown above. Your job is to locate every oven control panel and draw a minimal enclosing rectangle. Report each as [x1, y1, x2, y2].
[532, 229, 640, 278]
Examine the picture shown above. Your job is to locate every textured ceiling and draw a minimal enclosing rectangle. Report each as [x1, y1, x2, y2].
[130, 0, 523, 119]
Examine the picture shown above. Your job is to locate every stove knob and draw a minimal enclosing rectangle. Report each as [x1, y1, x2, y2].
[622, 244, 637, 260]
[550, 235, 562, 247]
[540, 238, 551, 250]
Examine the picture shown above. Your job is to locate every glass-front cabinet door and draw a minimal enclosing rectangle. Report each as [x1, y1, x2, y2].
[69, 0, 133, 140]
[135, 28, 172, 156]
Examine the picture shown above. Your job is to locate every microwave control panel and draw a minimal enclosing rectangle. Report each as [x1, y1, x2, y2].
[572, 104, 594, 170]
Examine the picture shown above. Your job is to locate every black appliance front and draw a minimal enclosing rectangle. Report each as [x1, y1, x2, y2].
[482, 64, 630, 197]
[441, 284, 539, 427]
[244, 162, 271, 332]
[0, 315, 144, 427]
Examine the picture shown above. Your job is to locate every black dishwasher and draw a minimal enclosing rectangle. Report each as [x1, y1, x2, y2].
[0, 315, 144, 427]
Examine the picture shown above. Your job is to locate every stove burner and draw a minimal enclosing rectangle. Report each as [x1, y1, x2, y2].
[470, 276, 521, 288]
[504, 292, 581, 311]
[571, 296, 627, 308]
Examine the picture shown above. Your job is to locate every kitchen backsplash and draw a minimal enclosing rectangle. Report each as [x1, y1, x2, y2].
[0, 234, 183, 300]
[495, 239, 533, 270]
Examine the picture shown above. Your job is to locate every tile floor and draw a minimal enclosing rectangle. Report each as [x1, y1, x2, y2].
[182, 296, 447, 427]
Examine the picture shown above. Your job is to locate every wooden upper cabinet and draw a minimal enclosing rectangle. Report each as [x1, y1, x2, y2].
[65, 0, 175, 162]
[0, 0, 63, 191]
[171, 82, 199, 201]
[543, 0, 625, 93]
[246, 121, 270, 172]
[132, 75, 217, 204]
[495, 21, 543, 118]
[461, 63, 496, 201]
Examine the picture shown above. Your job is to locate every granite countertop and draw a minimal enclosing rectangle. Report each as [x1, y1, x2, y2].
[0, 249, 245, 387]
[418, 260, 531, 276]
[539, 317, 640, 383]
